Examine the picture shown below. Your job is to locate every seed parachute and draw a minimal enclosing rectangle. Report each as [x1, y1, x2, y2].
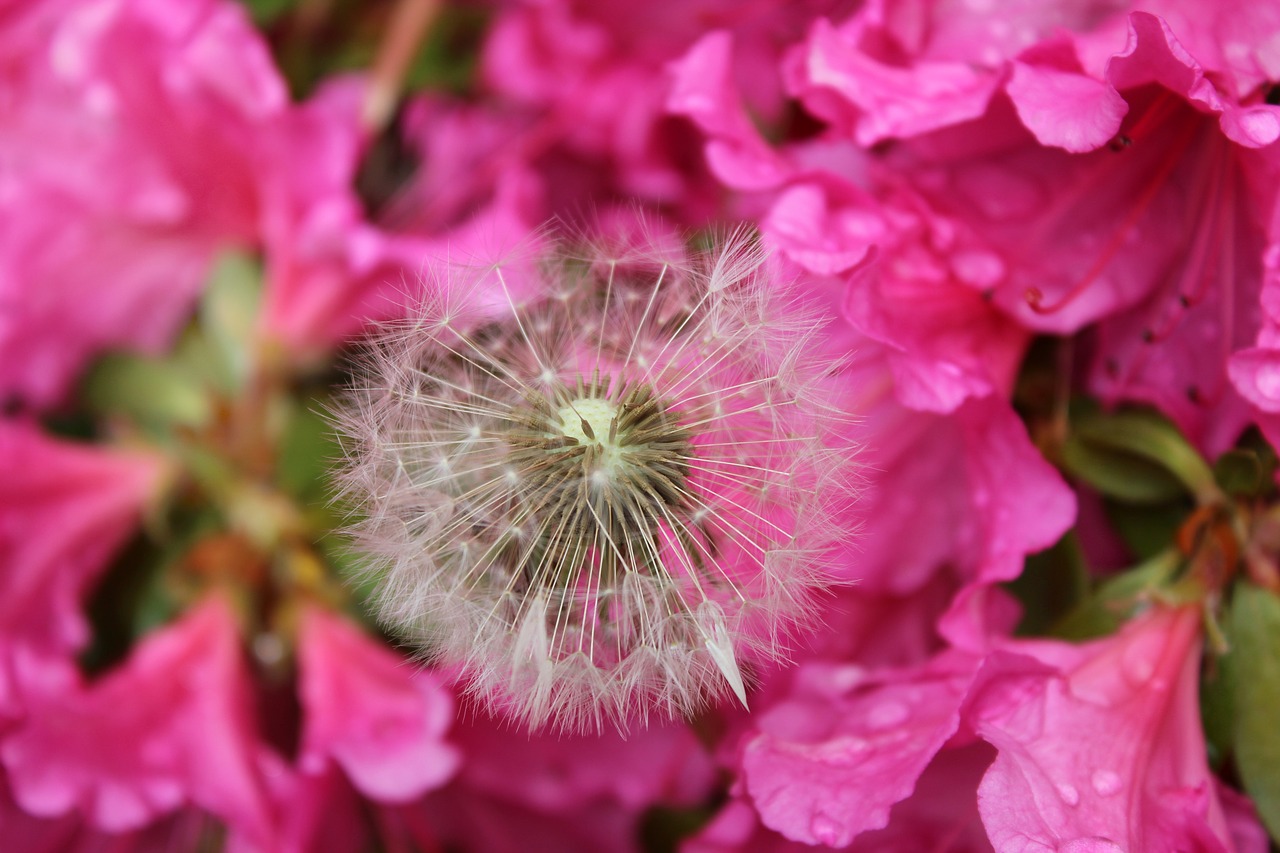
[333, 223, 859, 732]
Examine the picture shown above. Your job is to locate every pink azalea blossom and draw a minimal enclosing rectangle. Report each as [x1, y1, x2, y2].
[738, 650, 984, 846]
[784, 0, 1128, 148]
[845, 364, 1075, 599]
[423, 711, 716, 853]
[0, 422, 160, 723]
[0, 0, 286, 406]
[688, 744, 997, 852]
[480, 0, 832, 221]
[296, 605, 459, 803]
[1, 596, 276, 845]
[970, 606, 1256, 852]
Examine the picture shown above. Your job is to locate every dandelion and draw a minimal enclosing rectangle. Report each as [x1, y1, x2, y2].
[333, 223, 858, 731]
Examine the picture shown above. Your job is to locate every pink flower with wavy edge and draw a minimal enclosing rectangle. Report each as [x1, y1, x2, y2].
[0, 0, 286, 407]
[843, 363, 1075, 599]
[258, 76, 552, 353]
[688, 744, 998, 852]
[671, 36, 1031, 415]
[421, 710, 716, 853]
[1, 597, 275, 845]
[969, 606, 1259, 852]
[738, 649, 984, 846]
[673, 7, 1280, 451]
[296, 605, 459, 803]
[480, 0, 832, 220]
[785, 0, 1128, 149]
[0, 422, 161, 722]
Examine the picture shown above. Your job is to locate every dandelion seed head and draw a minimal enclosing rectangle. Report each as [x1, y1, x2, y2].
[333, 223, 859, 732]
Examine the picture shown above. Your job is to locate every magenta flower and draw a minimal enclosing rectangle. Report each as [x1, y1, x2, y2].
[0, 0, 285, 406]
[425, 711, 715, 853]
[1, 597, 275, 844]
[296, 605, 459, 802]
[971, 606, 1246, 852]
[738, 650, 983, 846]
[0, 423, 160, 721]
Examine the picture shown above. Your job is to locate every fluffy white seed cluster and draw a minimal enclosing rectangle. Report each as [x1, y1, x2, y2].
[333, 226, 857, 731]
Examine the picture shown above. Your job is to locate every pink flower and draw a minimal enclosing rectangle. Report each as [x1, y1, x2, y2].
[970, 606, 1255, 852]
[0, 0, 286, 406]
[0, 422, 160, 722]
[480, 0, 828, 220]
[296, 605, 459, 803]
[424, 711, 716, 853]
[738, 650, 984, 846]
[257, 77, 552, 352]
[847, 371, 1075, 600]
[687, 744, 997, 852]
[1, 597, 276, 845]
[785, 0, 1125, 148]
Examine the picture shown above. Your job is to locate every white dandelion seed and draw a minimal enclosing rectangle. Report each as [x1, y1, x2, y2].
[332, 223, 859, 732]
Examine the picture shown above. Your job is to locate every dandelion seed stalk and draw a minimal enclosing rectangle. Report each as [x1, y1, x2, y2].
[333, 224, 858, 731]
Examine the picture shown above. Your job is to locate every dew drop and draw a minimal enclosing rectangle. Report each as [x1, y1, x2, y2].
[1091, 769, 1123, 797]
[866, 700, 909, 730]
[1253, 363, 1280, 401]
[1056, 782, 1080, 806]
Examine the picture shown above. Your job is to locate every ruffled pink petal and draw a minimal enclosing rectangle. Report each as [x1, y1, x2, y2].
[296, 607, 459, 803]
[1006, 61, 1128, 153]
[0, 423, 160, 720]
[798, 16, 1000, 147]
[971, 607, 1239, 852]
[667, 32, 791, 191]
[740, 651, 982, 846]
[1, 598, 275, 844]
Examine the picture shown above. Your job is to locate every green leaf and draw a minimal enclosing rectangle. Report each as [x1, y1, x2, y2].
[1061, 437, 1186, 503]
[1051, 549, 1180, 640]
[1064, 409, 1219, 505]
[1008, 533, 1090, 636]
[277, 394, 339, 504]
[199, 252, 263, 394]
[82, 352, 212, 429]
[1214, 449, 1265, 497]
[1227, 584, 1280, 843]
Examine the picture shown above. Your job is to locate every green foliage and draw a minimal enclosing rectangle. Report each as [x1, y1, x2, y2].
[1061, 408, 1219, 506]
[1225, 584, 1280, 843]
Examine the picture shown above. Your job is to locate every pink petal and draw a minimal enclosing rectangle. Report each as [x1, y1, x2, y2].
[741, 651, 982, 847]
[297, 607, 459, 803]
[1006, 62, 1128, 153]
[971, 607, 1238, 852]
[667, 32, 790, 191]
[2, 598, 275, 843]
[0, 423, 160, 719]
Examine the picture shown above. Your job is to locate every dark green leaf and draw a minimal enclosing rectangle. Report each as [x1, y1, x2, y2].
[1051, 550, 1180, 640]
[1061, 437, 1186, 503]
[1214, 449, 1265, 497]
[1227, 584, 1280, 843]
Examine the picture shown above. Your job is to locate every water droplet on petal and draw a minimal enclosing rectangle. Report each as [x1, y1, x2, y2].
[1254, 363, 1280, 401]
[1056, 782, 1080, 806]
[1091, 769, 1123, 797]
[866, 700, 909, 729]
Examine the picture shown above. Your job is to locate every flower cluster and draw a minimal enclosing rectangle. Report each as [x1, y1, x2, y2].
[3, 0, 1280, 849]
